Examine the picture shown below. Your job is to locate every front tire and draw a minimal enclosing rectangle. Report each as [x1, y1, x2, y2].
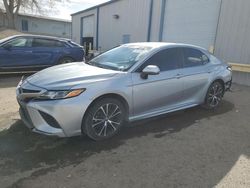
[82, 98, 126, 141]
[203, 81, 224, 109]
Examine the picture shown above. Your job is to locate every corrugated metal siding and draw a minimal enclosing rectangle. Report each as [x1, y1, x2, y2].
[215, 0, 250, 65]
[0, 15, 71, 38]
[16, 16, 72, 38]
[162, 0, 221, 49]
[215, 0, 250, 86]
[232, 71, 250, 86]
[72, 0, 222, 50]
[98, 0, 150, 51]
[72, 15, 81, 43]
[149, 0, 162, 42]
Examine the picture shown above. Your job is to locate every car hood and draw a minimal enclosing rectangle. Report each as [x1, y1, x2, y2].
[26, 62, 120, 90]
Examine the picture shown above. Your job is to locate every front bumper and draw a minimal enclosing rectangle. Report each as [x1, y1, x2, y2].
[16, 78, 93, 137]
[19, 110, 60, 137]
[17, 96, 91, 137]
[18, 99, 67, 137]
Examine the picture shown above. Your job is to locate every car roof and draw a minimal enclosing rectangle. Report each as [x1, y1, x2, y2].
[8, 34, 70, 42]
[123, 42, 207, 51]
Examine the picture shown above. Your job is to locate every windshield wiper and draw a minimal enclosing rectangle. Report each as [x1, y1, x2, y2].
[95, 64, 108, 69]
[86, 61, 122, 71]
[85, 61, 106, 69]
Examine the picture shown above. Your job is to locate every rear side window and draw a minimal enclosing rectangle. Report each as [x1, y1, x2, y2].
[55, 41, 65, 47]
[32, 38, 65, 48]
[138, 48, 183, 72]
[183, 48, 209, 67]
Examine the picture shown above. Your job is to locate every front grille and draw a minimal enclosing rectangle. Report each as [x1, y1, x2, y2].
[21, 88, 40, 93]
[18, 86, 42, 102]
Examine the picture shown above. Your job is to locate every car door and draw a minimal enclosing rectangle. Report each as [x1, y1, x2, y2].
[180, 47, 212, 104]
[31, 38, 61, 66]
[0, 37, 35, 69]
[131, 47, 184, 118]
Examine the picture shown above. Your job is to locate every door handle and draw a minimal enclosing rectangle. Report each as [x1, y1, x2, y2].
[24, 51, 33, 53]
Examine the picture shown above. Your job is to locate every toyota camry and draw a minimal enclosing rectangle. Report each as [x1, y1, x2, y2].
[16, 43, 232, 140]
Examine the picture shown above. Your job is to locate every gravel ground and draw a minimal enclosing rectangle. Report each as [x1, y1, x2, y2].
[0, 75, 249, 188]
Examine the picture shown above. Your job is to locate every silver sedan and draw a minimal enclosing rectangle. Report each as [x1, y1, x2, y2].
[16, 43, 232, 140]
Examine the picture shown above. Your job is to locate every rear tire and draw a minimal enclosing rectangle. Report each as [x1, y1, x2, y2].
[203, 81, 224, 109]
[82, 98, 126, 141]
[58, 57, 74, 64]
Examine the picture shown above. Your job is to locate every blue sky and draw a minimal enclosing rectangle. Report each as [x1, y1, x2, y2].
[52, 0, 110, 20]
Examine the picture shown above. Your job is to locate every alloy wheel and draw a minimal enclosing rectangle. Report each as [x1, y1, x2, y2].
[207, 82, 224, 108]
[92, 103, 122, 137]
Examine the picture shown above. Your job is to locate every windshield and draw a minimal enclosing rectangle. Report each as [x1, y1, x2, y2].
[87, 45, 152, 71]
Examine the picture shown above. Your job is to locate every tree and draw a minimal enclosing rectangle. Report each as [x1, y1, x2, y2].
[1, 0, 60, 29]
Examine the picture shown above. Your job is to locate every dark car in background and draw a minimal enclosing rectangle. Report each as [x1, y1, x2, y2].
[0, 35, 84, 72]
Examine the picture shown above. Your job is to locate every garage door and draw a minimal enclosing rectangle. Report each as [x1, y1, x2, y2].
[82, 15, 95, 37]
[162, 0, 221, 49]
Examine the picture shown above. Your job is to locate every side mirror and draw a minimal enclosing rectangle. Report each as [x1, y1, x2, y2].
[3, 44, 12, 51]
[141, 65, 160, 79]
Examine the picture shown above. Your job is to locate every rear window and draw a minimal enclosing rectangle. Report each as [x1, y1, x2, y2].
[183, 48, 209, 67]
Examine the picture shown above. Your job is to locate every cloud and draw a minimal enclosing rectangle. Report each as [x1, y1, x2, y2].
[52, 0, 110, 20]
[0, 0, 110, 20]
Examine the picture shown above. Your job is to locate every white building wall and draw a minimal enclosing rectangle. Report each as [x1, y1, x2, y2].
[149, 0, 162, 42]
[98, 0, 150, 51]
[16, 16, 71, 38]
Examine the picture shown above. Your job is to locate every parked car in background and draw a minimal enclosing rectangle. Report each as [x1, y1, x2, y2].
[0, 35, 84, 72]
[16, 43, 232, 141]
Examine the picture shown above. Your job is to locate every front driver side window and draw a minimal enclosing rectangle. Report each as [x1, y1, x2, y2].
[4, 38, 30, 47]
[138, 48, 183, 72]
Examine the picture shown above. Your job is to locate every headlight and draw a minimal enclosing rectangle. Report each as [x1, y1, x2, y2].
[38, 89, 85, 100]
[227, 66, 232, 72]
